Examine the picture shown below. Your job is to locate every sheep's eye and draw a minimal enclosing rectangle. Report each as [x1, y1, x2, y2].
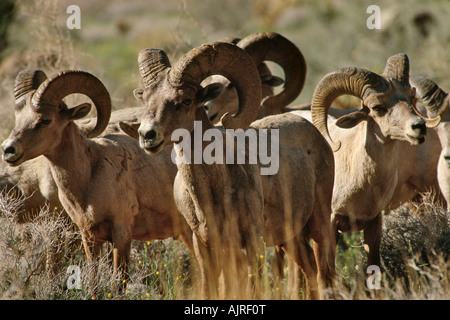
[183, 98, 193, 106]
[39, 119, 52, 125]
[371, 105, 385, 112]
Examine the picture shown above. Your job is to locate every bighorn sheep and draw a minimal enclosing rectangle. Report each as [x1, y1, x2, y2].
[204, 31, 306, 123]
[294, 104, 442, 213]
[410, 76, 450, 209]
[1, 70, 191, 283]
[294, 79, 446, 213]
[128, 41, 336, 299]
[0, 106, 145, 223]
[309, 53, 440, 268]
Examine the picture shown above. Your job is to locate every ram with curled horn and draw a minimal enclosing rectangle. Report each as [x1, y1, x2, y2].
[1, 69, 193, 288]
[123, 41, 336, 299]
[303, 53, 440, 269]
[409, 76, 450, 209]
[0, 101, 146, 225]
[203, 31, 307, 124]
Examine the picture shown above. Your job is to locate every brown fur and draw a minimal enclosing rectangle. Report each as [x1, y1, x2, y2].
[0, 106, 146, 222]
[1, 88, 192, 288]
[135, 67, 336, 299]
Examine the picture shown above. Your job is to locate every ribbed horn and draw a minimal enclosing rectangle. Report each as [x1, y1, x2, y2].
[14, 69, 48, 105]
[237, 32, 307, 115]
[138, 48, 171, 87]
[31, 70, 111, 138]
[169, 41, 262, 129]
[382, 53, 410, 87]
[410, 76, 448, 117]
[311, 67, 388, 152]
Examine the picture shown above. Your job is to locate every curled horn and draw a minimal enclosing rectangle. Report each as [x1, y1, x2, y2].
[14, 69, 48, 105]
[31, 70, 111, 138]
[383, 54, 441, 127]
[169, 41, 262, 129]
[138, 48, 172, 87]
[311, 67, 388, 152]
[382, 53, 410, 87]
[237, 32, 307, 115]
[410, 76, 448, 118]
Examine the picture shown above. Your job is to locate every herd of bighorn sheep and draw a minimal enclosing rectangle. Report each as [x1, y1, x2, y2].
[0, 31, 448, 299]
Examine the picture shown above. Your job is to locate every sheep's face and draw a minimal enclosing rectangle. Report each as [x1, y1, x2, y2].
[337, 83, 427, 145]
[204, 72, 282, 125]
[367, 83, 427, 145]
[203, 76, 237, 125]
[1, 93, 91, 166]
[437, 121, 450, 168]
[135, 72, 223, 155]
[435, 99, 450, 167]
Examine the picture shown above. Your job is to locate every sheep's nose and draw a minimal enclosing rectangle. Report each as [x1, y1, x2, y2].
[137, 123, 164, 151]
[444, 155, 450, 168]
[1, 140, 15, 156]
[1, 140, 22, 164]
[2, 145, 16, 156]
[411, 118, 426, 136]
[143, 129, 157, 141]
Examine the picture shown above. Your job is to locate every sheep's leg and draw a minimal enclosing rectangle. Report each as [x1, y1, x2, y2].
[80, 231, 103, 295]
[81, 231, 102, 261]
[192, 233, 209, 299]
[192, 233, 221, 299]
[287, 253, 301, 299]
[217, 245, 248, 299]
[111, 225, 132, 291]
[272, 246, 285, 299]
[179, 228, 195, 254]
[275, 244, 303, 299]
[282, 234, 319, 300]
[363, 213, 382, 268]
[244, 242, 264, 299]
[309, 204, 337, 299]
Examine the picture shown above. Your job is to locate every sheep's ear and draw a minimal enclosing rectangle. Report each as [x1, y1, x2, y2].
[67, 103, 92, 121]
[335, 107, 370, 128]
[197, 83, 224, 104]
[133, 88, 144, 102]
[119, 121, 140, 139]
[261, 75, 284, 87]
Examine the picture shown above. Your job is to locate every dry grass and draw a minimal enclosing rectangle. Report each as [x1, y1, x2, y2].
[0, 190, 448, 300]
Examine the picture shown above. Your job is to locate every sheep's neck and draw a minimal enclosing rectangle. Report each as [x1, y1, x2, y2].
[172, 109, 263, 246]
[333, 120, 399, 222]
[44, 122, 94, 226]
